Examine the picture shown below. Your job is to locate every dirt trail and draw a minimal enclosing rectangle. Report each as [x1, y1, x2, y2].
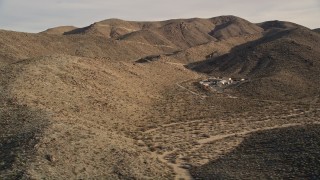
[151, 150, 191, 180]
[144, 108, 314, 134]
[144, 119, 208, 134]
[176, 83, 207, 98]
[123, 40, 177, 48]
[197, 122, 320, 144]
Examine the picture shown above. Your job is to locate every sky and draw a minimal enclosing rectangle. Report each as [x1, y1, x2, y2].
[0, 0, 319, 32]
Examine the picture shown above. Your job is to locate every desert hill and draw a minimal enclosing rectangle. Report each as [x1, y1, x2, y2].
[1, 54, 197, 179]
[1, 16, 320, 179]
[314, 28, 320, 33]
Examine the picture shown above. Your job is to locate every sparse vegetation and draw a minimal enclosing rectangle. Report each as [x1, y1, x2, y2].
[0, 16, 319, 179]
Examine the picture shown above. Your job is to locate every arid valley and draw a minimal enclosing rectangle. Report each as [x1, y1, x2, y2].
[1, 15, 320, 179]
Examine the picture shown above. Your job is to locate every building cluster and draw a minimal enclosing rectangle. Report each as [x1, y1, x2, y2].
[199, 77, 245, 90]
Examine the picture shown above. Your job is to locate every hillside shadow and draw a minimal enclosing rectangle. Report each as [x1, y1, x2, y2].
[63, 26, 89, 35]
[0, 97, 50, 179]
[185, 28, 295, 74]
[190, 125, 320, 179]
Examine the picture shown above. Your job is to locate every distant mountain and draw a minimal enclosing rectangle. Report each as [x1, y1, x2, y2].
[61, 16, 263, 49]
[63, 19, 142, 38]
[257, 20, 303, 31]
[40, 26, 78, 35]
[0, 16, 265, 67]
[209, 16, 263, 40]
